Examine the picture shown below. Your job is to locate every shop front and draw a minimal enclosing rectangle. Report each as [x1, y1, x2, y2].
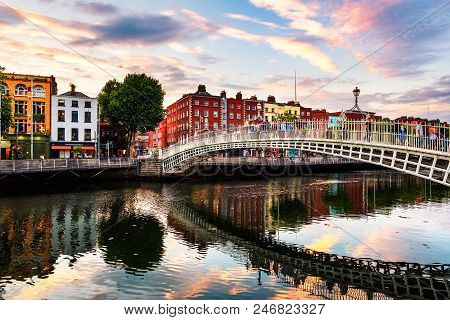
[50, 143, 96, 158]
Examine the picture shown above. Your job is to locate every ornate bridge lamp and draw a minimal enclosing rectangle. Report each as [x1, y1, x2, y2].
[353, 86, 360, 110]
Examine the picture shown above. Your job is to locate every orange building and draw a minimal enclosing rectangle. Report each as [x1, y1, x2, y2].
[0, 73, 57, 159]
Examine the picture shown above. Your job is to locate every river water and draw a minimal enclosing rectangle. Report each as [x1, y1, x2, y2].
[0, 171, 449, 300]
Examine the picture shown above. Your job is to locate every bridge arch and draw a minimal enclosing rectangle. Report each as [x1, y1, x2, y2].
[157, 122, 450, 187]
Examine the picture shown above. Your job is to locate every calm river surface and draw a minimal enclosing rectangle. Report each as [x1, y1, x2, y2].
[1, 171, 449, 300]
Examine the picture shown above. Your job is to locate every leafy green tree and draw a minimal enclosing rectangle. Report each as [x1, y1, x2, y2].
[98, 74, 165, 154]
[0, 66, 13, 138]
[275, 112, 298, 122]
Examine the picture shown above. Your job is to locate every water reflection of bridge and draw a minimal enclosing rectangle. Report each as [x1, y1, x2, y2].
[167, 206, 391, 300]
[169, 198, 450, 300]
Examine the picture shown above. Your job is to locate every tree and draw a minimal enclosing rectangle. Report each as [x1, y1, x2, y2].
[98, 74, 165, 155]
[0, 66, 13, 138]
[275, 112, 298, 122]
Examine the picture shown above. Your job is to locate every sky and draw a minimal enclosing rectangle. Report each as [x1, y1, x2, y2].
[0, 0, 449, 120]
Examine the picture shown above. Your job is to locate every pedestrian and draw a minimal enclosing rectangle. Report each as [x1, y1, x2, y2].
[39, 154, 45, 168]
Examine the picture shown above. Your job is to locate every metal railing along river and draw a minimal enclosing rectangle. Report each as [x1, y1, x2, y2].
[0, 158, 136, 174]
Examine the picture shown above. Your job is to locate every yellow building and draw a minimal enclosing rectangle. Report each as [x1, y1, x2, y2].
[0, 73, 58, 159]
[264, 96, 301, 122]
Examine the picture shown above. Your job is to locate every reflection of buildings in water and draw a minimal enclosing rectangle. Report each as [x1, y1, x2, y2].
[0, 199, 98, 282]
[180, 171, 449, 240]
[190, 184, 267, 235]
[0, 191, 159, 282]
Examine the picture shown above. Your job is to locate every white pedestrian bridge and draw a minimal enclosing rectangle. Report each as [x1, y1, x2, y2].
[147, 120, 450, 186]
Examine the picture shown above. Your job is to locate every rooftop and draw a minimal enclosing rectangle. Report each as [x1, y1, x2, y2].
[58, 91, 91, 99]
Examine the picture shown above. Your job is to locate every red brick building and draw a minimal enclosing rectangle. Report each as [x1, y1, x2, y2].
[311, 109, 329, 121]
[165, 85, 222, 145]
[224, 91, 245, 129]
[243, 95, 265, 125]
[158, 85, 266, 146]
[148, 118, 167, 149]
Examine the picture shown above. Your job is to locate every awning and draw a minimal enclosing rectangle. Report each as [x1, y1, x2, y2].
[81, 146, 95, 151]
[51, 146, 71, 150]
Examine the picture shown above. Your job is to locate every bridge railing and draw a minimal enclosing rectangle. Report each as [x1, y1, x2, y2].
[161, 120, 450, 159]
[0, 158, 136, 174]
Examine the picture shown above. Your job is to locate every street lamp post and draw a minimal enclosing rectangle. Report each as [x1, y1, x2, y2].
[29, 78, 35, 159]
[0, 92, 2, 159]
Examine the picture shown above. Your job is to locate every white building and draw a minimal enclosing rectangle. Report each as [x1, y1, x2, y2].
[50, 84, 98, 158]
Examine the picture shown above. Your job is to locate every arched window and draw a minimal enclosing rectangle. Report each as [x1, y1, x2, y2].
[15, 84, 27, 96]
[32, 85, 45, 98]
[0, 82, 9, 95]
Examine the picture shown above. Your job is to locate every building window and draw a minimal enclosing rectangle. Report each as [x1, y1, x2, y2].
[301, 112, 305, 116]
[194, 100, 199, 105]
[0, 82, 9, 95]
[15, 84, 27, 96]
[229, 124, 234, 128]
[85, 111, 91, 123]
[58, 110, 65, 122]
[32, 85, 45, 98]
[14, 119, 27, 133]
[213, 111, 219, 118]
[84, 129, 92, 141]
[194, 110, 199, 116]
[71, 128, 78, 141]
[229, 113, 234, 120]
[58, 128, 65, 141]
[85, 101, 92, 108]
[72, 111, 78, 122]
[288, 110, 292, 114]
[252, 105, 256, 110]
[58, 99, 65, 107]
[204, 101, 209, 106]
[213, 122, 218, 130]
[230, 104, 234, 109]
[271, 108, 274, 112]
[204, 110, 209, 117]
[33, 101, 45, 114]
[237, 104, 241, 109]
[246, 105, 250, 111]
[33, 122, 45, 133]
[72, 100, 79, 108]
[265, 108, 268, 112]
[214, 102, 218, 107]
[307, 112, 310, 116]
[236, 113, 241, 120]
[14, 101, 27, 115]
[194, 121, 199, 130]
[294, 111, 297, 115]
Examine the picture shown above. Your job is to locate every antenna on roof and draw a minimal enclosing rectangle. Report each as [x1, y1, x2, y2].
[294, 70, 297, 103]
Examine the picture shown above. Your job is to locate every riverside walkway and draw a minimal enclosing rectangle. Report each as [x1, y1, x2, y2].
[144, 120, 450, 186]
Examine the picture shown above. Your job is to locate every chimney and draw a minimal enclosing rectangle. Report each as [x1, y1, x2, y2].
[198, 84, 206, 93]
[220, 90, 227, 98]
[251, 95, 257, 101]
[267, 95, 276, 103]
[236, 91, 243, 100]
[70, 83, 76, 96]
